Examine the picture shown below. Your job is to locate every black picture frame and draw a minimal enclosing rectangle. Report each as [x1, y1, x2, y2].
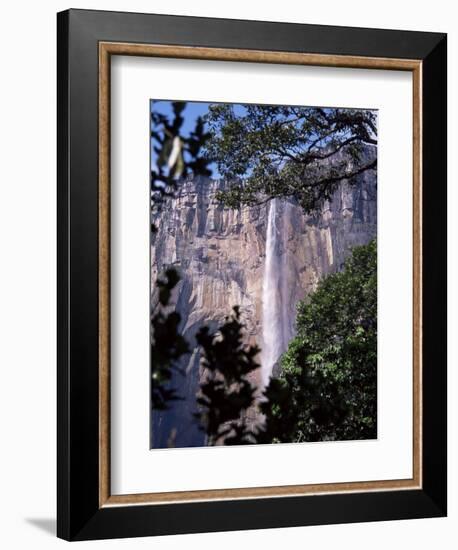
[57, 8, 447, 541]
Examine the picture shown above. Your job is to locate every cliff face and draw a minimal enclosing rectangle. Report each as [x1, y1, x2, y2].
[151, 170, 377, 448]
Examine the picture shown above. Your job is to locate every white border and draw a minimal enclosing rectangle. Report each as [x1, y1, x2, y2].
[110, 55, 413, 495]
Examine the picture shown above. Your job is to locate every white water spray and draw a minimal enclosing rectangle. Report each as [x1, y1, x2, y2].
[261, 199, 293, 386]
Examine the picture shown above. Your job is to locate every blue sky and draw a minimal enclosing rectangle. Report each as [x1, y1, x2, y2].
[150, 100, 246, 136]
[151, 100, 211, 137]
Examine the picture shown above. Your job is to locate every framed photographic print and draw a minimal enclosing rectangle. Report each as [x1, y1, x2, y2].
[57, 9, 447, 541]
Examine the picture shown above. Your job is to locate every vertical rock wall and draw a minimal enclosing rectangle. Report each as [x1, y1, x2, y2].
[151, 170, 377, 448]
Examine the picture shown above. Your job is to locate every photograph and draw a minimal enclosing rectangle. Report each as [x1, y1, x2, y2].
[51, 6, 446, 543]
[150, 100, 378, 449]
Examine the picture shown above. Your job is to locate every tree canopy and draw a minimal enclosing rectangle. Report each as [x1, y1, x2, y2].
[151, 102, 377, 217]
[204, 105, 377, 214]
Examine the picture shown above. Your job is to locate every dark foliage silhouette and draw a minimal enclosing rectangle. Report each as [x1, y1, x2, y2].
[150, 269, 189, 410]
[194, 307, 260, 445]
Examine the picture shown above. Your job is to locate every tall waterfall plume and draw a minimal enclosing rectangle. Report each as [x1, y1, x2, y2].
[260, 199, 293, 386]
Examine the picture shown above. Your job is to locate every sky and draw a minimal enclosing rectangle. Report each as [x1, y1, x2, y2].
[151, 100, 211, 137]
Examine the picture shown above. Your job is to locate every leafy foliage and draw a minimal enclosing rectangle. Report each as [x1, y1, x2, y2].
[204, 105, 377, 214]
[260, 240, 377, 442]
[150, 269, 189, 410]
[194, 307, 260, 445]
[151, 101, 212, 208]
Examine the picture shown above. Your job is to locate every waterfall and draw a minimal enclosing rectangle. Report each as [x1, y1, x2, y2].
[261, 199, 292, 386]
